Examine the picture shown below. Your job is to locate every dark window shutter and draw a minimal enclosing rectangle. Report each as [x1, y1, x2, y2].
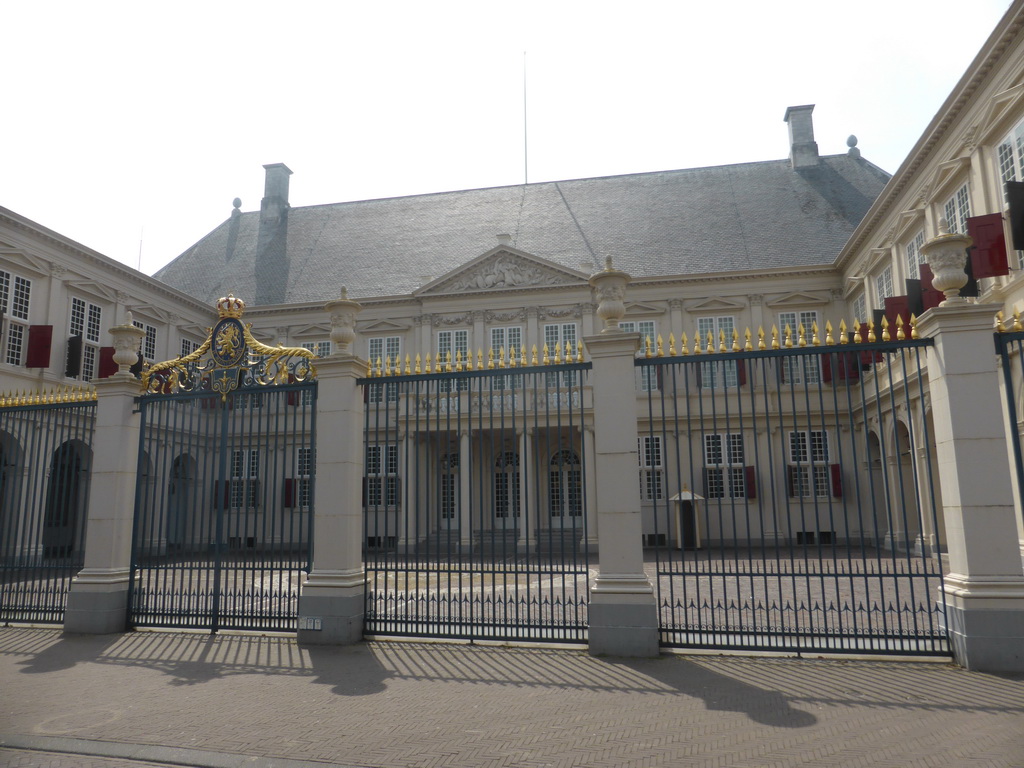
[655, 365, 663, 390]
[744, 466, 756, 499]
[65, 335, 83, 377]
[961, 250, 980, 298]
[884, 296, 911, 330]
[836, 352, 860, 382]
[967, 213, 1009, 278]
[736, 359, 746, 386]
[779, 358, 788, 384]
[283, 478, 295, 508]
[821, 352, 833, 384]
[830, 464, 843, 498]
[213, 480, 230, 507]
[97, 346, 118, 378]
[286, 373, 299, 406]
[129, 352, 144, 378]
[786, 466, 796, 497]
[26, 325, 53, 368]
[1007, 180, 1024, 250]
[905, 278, 923, 317]
[918, 265, 944, 311]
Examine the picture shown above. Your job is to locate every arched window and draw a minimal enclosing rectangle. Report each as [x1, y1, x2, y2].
[494, 451, 520, 519]
[549, 449, 582, 518]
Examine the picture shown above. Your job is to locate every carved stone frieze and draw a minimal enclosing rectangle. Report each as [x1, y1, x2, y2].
[485, 309, 527, 323]
[747, 294, 763, 307]
[433, 313, 470, 327]
[440, 253, 574, 293]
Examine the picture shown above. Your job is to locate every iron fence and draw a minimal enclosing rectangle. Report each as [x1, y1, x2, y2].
[638, 331, 949, 655]
[0, 395, 96, 624]
[129, 383, 316, 631]
[995, 330, 1024, 531]
[361, 360, 592, 643]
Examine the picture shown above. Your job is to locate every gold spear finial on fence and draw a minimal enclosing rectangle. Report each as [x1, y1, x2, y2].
[838, 319, 848, 343]
[881, 316, 891, 342]
[895, 316, 905, 341]
[669, 333, 677, 356]
[656, 334, 664, 357]
[867, 320, 876, 343]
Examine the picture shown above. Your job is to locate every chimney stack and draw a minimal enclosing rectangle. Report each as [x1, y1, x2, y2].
[784, 105, 819, 170]
[255, 163, 293, 305]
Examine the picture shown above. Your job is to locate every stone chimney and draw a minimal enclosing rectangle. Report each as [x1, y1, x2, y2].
[255, 163, 292, 305]
[784, 105, 819, 170]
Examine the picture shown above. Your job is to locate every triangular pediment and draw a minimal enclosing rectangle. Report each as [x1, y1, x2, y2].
[766, 291, 830, 308]
[686, 296, 746, 312]
[926, 157, 971, 201]
[179, 323, 211, 340]
[128, 303, 172, 324]
[292, 323, 332, 339]
[623, 301, 664, 316]
[0, 248, 51, 276]
[359, 319, 409, 333]
[977, 84, 1024, 144]
[66, 279, 118, 303]
[417, 247, 587, 296]
[895, 208, 925, 241]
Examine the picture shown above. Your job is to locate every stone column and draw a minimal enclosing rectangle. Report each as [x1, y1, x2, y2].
[917, 300, 1024, 672]
[64, 319, 145, 634]
[582, 425, 599, 552]
[298, 291, 366, 645]
[584, 259, 658, 657]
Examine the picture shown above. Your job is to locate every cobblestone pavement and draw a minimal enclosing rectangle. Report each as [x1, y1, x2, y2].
[1, 627, 1022, 768]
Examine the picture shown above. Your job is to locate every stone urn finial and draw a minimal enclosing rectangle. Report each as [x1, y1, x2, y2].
[108, 311, 146, 377]
[589, 257, 631, 332]
[920, 217, 973, 305]
[325, 286, 362, 354]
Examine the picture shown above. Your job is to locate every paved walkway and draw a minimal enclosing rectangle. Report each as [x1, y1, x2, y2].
[0, 628, 1022, 768]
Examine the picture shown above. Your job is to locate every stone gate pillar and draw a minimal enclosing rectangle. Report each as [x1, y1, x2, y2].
[64, 318, 145, 634]
[584, 259, 658, 657]
[298, 290, 367, 645]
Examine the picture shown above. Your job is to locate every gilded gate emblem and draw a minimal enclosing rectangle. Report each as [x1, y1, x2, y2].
[141, 294, 317, 399]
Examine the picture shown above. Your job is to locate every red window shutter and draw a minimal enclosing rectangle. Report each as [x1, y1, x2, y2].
[966, 213, 1009, 279]
[830, 464, 843, 498]
[918, 265, 944, 311]
[820, 352, 833, 384]
[283, 478, 295, 508]
[213, 480, 230, 507]
[786, 466, 796, 497]
[744, 466, 756, 499]
[25, 325, 53, 368]
[97, 346, 118, 378]
[837, 352, 860, 382]
[286, 373, 299, 406]
[736, 359, 746, 386]
[884, 296, 911, 330]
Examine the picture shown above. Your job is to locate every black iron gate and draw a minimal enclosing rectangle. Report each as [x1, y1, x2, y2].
[129, 298, 317, 632]
[639, 321, 949, 656]
[995, 327, 1024, 518]
[361, 348, 592, 643]
[0, 390, 96, 624]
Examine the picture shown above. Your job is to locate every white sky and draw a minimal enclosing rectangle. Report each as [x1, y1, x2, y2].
[2, 0, 1014, 276]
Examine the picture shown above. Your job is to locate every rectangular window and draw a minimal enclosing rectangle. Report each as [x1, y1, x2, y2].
[69, 297, 102, 381]
[703, 433, 745, 498]
[905, 230, 926, 280]
[543, 323, 578, 387]
[367, 336, 401, 402]
[875, 266, 894, 304]
[133, 320, 158, 360]
[180, 337, 201, 358]
[438, 329, 469, 391]
[301, 340, 332, 357]
[943, 183, 972, 234]
[620, 320, 659, 390]
[296, 447, 313, 508]
[230, 449, 260, 508]
[365, 444, 399, 506]
[490, 326, 523, 389]
[779, 311, 820, 384]
[998, 118, 1024, 187]
[852, 295, 867, 327]
[637, 436, 664, 501]
[697, 316, 738, 388]
[1, 271, 31, 366]
[788, 430, 831, 498]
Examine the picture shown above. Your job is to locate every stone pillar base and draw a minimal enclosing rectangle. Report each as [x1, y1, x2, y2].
[588, 574, 658, 657]
[63, 570, 131, 634]
[298, 569, 365, 645]
[941, 575, 1024, 673]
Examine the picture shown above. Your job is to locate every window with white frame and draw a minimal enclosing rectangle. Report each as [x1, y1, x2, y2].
[703, 433, 745, 499]
[943, 183, 971, 234]
[788, 430, 831, 498]
[490, 326, 524, 389]
[638, 435, 664, 501]
[905, 230, 926, 280]
[544, 323, 578, 387]
[230, 449, 260, 508]
[778, 310, 820, 384]
[365, 444, 399, 506]
[549, 449, 582, 517]
[494, 451, 521, 518]
[180, 337, 201, 358]
[620, 320, 658, 391]
[697, 316, 738, 388]
[296, 446, 313, 508]
[301, 340, 332, 358]
[438, 329, 469, 391]
[367, 336, 400, 402]
[0, 270, 31, 366]
[852, 295, 867, 327]
[69, 297, 102, 381]
[133, 319, 157, 360]
[997, 117, 1024, 186]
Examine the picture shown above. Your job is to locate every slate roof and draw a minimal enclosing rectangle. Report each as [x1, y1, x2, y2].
[154, 154, 889, 306]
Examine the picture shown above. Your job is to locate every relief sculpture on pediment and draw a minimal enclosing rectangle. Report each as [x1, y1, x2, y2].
[447, 254, 566, 292]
